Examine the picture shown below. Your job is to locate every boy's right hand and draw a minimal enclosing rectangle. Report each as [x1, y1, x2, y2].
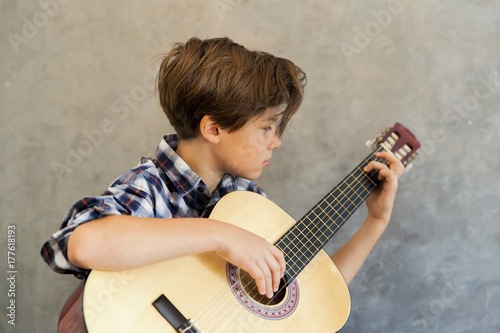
[214, 222, 286, 299]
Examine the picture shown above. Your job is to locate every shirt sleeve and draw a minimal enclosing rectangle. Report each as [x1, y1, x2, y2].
[40, 168, 157, 279]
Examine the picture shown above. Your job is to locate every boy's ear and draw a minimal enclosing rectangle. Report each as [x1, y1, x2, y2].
[199, 115, 221, 144]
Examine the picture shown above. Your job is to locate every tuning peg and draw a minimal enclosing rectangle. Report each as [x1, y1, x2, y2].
[406, 152, 418, 165]
[378, 126, 391, 138]
[403, 162, 413, 173]
[365, 138, 377, 150]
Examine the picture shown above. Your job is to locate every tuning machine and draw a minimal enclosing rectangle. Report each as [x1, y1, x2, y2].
[365, 125, 391, 150]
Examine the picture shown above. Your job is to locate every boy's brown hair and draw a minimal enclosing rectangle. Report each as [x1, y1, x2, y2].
[156, 37, 306, 140]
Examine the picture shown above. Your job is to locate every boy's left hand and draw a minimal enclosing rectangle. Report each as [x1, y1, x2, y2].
[363, 151, 404, 227]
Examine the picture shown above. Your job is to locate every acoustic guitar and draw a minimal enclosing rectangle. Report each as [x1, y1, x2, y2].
[58, 122, 420, 332]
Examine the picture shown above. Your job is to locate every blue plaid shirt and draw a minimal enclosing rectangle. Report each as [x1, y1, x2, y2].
[41, 134, 266, 279]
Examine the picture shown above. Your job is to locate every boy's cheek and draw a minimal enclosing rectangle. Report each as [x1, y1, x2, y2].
[237, 142, 259, 159]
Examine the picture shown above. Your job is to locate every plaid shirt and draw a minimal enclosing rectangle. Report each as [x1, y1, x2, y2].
[41, 134, 266, 279]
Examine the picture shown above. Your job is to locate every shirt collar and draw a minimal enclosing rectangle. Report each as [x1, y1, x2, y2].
[154, 134, 207, 196]
[154, 134, 243, 201]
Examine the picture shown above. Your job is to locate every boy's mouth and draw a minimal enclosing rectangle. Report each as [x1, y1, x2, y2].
[263, 160, 270, 167]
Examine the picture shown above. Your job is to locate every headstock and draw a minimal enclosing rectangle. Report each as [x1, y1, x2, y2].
[366, 122, 420, 168]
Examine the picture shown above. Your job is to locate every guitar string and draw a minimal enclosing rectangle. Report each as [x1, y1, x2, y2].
[193, 148, 385, 330]
[195, 148, 382, 331]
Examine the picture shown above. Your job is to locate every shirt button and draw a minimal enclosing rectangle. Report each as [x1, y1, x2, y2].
[197, 187, 204, 193]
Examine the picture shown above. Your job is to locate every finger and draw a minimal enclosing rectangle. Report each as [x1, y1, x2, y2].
[256, 259, 274, 298]
[375, 150, 398, 163]
[376, 166, 394, 181]
[277, 249, 286, 278]
[269, 247, 285, 293]
[363, 160, 389, 174]
[363, 161, 394, 182]
[248, 262, 268, 296]
[374, 151, 404, 176]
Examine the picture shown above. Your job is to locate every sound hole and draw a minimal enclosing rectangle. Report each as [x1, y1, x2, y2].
[239, 270, 287, 306]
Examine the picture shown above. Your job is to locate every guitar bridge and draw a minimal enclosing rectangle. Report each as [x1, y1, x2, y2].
[152, 294, 204, 333]
[179, 319, 203, 333]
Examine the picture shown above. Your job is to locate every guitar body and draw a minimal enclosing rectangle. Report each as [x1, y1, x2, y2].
[78, 191, 351, 332]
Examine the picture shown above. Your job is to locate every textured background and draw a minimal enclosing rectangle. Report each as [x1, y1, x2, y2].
[1, 1, 500, 332]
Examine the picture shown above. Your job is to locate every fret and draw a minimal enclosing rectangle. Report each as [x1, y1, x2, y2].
[355, 169, 378, 191]
[303, 214, 329, 240]
[355, 163, 379, 183]
[286, 255, 309, 277]
[319, 196, 350, 222]
[280, 252, 299, 276]
[356, 166, 378, 186]
[313, 205, 342, 239]
[335, 187, 357, 208]
[311, 206, 341, 229]
[350, 173, 371, 194]
[281, 234, 309, 265]
[366, 167, 382, 188]
[326, 193, 351, 215]
[343, 180, 364, 201]
[276, 241, 303, 271]
[289, 228, 316, 256]
[351, 177, 373, 197]
[315, 201, 344, 223]
[294, 231, 318, 255]
[284, 260, 300, 277]
[305, 213, 334, 234]
[304, 215, 334, 244]
[283, 257, 304, 278]
[281, 232, 318, 271]
[296, 218, 325, 247]
[289, 224, 319, 254]
[277, 247, 301, 278]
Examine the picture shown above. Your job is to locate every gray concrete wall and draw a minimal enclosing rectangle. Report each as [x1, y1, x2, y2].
[1, 1, 499, 332]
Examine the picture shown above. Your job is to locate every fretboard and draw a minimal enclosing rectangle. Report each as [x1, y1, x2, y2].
[275, 146, 386, 282]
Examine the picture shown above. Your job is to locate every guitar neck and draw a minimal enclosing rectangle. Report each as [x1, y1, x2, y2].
[275, 146, 385, 282]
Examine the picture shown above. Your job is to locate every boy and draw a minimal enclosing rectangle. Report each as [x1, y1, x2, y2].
[41, 37, 403, 300]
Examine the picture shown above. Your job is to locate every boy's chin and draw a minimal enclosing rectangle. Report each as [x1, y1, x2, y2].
[237, 169, 263, 181]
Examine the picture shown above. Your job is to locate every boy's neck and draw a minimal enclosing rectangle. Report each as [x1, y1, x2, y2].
[176, 138, 223, 196]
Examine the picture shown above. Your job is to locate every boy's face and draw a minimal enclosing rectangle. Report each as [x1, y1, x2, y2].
[215, 106, 282, 180]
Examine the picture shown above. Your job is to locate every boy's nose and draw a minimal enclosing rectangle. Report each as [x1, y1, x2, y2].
[270, 134, 281, 150]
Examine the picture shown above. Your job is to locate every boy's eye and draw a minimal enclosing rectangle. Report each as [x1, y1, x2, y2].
[264, 126, 272, 132]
